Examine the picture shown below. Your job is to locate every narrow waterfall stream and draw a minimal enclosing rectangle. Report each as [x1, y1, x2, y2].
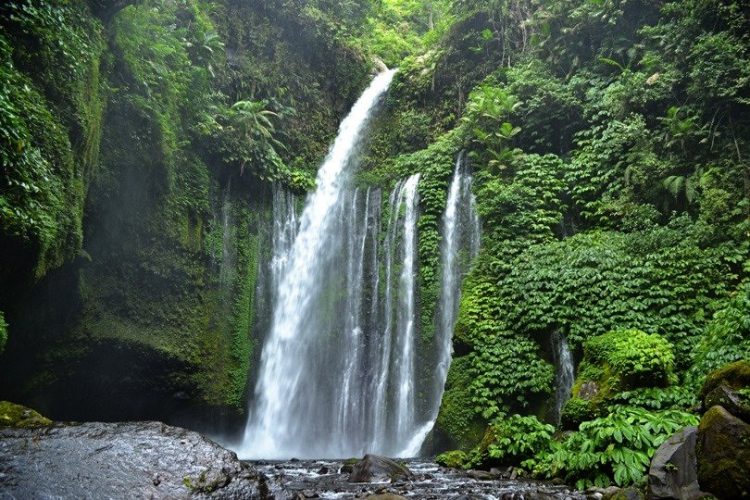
[238, 72, 480, 460]
[551, 331, 575, 425]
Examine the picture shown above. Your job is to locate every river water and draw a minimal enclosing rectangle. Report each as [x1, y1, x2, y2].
[253, 459, 586, 499]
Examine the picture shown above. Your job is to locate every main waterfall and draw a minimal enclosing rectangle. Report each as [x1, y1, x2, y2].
[237, 71, 480, 459]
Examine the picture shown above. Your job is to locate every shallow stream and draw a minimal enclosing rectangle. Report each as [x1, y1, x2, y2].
[254, 459, 586, 500]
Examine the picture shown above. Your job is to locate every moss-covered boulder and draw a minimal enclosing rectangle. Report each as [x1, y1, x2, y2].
[696, 405, 750, 499]
[565, 330, 675, 427]
[0, 401, 52, 428]
[700, 360, 750, 401]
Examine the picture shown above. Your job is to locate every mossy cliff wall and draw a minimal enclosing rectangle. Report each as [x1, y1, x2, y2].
[0, 0, 370, 429]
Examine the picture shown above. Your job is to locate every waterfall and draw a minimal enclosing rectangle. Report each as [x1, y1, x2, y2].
[400, 154, 481, 457]
[552, 331, 575, 425]
[238, 70, 396, 459]
[237, 72, 480, 459]
[391, 174, 421, 453]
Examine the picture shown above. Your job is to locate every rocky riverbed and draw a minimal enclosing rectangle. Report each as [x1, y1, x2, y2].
[257, 458, 585, 500]
[0, 412, 586, 499]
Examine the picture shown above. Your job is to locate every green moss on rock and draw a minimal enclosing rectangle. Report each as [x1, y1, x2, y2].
[700, 360, 750, 401]
[696, 405, 750, 499]
[0, 401, 52, 428]
[435, 356, 485, 450]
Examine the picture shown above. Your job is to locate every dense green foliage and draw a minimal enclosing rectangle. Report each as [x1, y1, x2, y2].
[0, 0, 748, 490]
[584, 330, 675, 389]
[0, 0, 105, 283]
[365, 0, 750, 490]
[465, 414, 555, 469]
[525, 407, 699, 489]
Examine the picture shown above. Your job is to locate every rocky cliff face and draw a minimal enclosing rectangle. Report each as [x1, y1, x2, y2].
[0, 0, 370, 433]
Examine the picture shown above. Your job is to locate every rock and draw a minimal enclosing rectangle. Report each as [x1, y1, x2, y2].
[0, 401, 52, 428]
[696, 405, 750, 499]
[699, 360, 750, 402]
[317, 466, 330, 475]
[579, 381, 600, 400]
[366, 494, 407, 500]
[703, 383, 750, 421]
[0, 421, 263, 498]
[648, 425, 709, 500]
[348, 455, 413, 483]
[608, 488, 643, 500]
[467, 469, 495, 480]
[340, 457, 359, 474]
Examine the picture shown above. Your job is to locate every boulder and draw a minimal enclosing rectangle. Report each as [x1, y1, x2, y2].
[699, 360, 750, 402]
[0, 401, 52, 428]
[609, 488, 644, 500]
[348, 455, 413, 483]
[0, 421, 263, 498]
[648, 426, 709, 500]
[696, 405, 750, 499]
[703, 384, 750, 422]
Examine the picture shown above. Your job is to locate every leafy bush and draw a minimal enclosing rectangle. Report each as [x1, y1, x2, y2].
[561, 397, 601, 430]
[609, 386, 697, 411]
[585, 329, 675, 388]
[435, 450, 468, 469]
[688, 283, 750, 387]
[466, 414, 555, 468]
[524, 407, 699, 489]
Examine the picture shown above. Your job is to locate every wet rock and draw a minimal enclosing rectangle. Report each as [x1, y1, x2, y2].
[703, 384, 750, 421]
[341, 458, 359, 474]
[585, 486, 620, 500]
[348, 455, 413, 483]
[467, 469, 495, 481]
[366, 494, 407, 500]
[609, 488, 643, 500]
[696, 405, 750, 499]
[0, 421, 262, 498]
[648, 425, 709, 500]
[317, 465, 330, 474]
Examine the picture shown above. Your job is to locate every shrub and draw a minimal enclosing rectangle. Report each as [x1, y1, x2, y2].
[435, 450, 468, 469]
[561, 397, 600, 430]
[585, 329, 675, 388]
[466, 414, 555, 468]
[524, 407, 699, 489]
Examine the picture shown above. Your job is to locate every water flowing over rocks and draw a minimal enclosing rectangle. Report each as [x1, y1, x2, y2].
[0, 421, 264, 499]
[256, 459, 587, 499]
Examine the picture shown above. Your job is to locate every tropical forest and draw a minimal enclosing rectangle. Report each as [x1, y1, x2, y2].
[0, 0, 749, 498]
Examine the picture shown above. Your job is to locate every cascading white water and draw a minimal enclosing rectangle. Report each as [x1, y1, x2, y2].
[392, 174, 421, 453]
[238, 73, 481, 459]
[400, 154, 481, 457]
[552, 331, 575, 425]
[239, 70, 396, 459]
